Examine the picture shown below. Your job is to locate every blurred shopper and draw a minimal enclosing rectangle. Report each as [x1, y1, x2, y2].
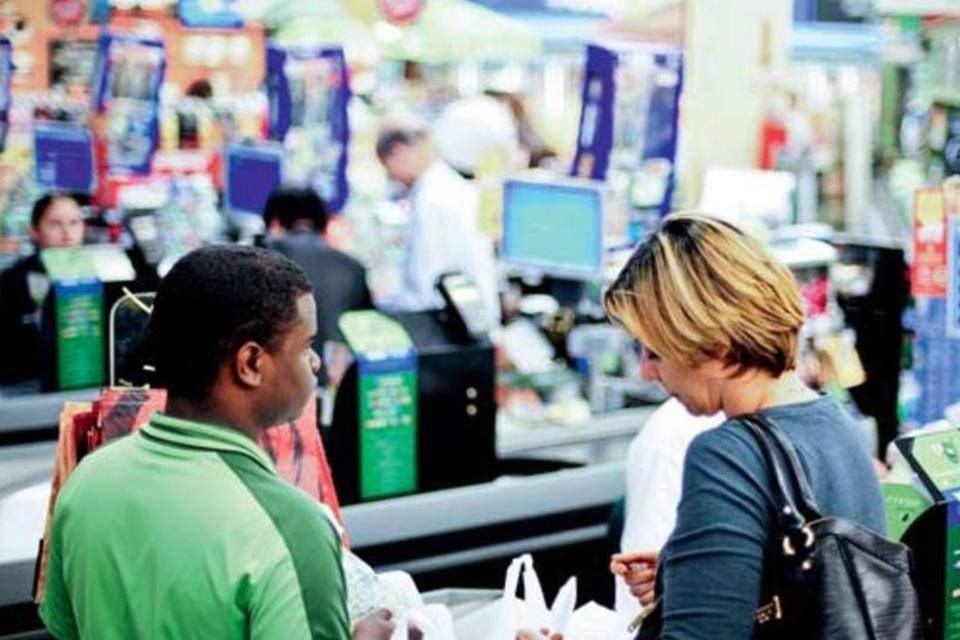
[40, 246, 393, 640]
[262, 186, 373, 351]
[0, 192, 84, 383]
[605, 214, 884, 639]
[484, 90, 557, 169]
[375, 120, 500, 326]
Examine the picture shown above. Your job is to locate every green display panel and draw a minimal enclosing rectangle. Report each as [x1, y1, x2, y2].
[53, 281, 104, 389]
[904, 430, 960, 499]
[882, 483, 931, 542]
[339, 311, 418, 500]
[42, 247, 105, 390]
[898, 428, 960, 639]
[947, 502, 960, 640]
[358, 364, 417, 499]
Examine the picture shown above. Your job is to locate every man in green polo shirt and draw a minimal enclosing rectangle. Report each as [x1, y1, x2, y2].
[40, 246, 394, 639]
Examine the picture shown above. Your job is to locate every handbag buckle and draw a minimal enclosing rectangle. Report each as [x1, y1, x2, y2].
[756, 595, 783, 625]
[782, 525, 815, 557]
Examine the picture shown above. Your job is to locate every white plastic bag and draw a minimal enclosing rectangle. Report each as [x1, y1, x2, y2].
[392, 604, 456, 640]
[564, 602, 620, 640]
[456, 554, 577, 640]
[342, 552, 454, 640]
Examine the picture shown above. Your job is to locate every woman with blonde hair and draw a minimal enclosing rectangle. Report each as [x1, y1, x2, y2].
[606, 213, 885, 639]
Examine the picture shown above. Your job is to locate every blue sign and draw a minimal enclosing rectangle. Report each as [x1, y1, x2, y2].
[571, 45, 616, 182]
[266, 43, 351, 213]
[90, 33, 166, 175]
[0, 37, 12, 152]
[225, 143, 283, 217]
[642, 49, 683, 219]
[33, 123, 97, 193]
[177, 0, 244, 29]
[949, 217, 960, 338]
[912, 297, 960, 424]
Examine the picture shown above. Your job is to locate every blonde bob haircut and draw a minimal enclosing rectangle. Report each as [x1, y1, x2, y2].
[604, 213, 805, 377]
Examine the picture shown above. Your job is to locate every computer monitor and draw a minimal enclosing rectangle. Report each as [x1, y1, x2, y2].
[501, 177, 605, 281]
[225, 143, 283, 217]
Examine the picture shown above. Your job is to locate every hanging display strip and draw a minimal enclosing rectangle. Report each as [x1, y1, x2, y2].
[571, 44, 616, 183]
[91, 32, 166, 175]
[0, 36, 11, 152]
[570, 43, 683, 220]
[913, 188, 949, 298]
[266, 43, 351, 212]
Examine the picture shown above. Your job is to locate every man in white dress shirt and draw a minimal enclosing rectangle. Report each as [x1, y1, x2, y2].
[375, 122, 499, 326]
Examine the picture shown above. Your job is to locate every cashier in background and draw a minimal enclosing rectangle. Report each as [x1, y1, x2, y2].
[0, 192, 84, 384]
[262, 186, 374, 353]
[375, 121, 501, 327]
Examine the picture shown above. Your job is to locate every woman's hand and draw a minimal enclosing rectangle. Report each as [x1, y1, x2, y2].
[611, 551, 659, 606]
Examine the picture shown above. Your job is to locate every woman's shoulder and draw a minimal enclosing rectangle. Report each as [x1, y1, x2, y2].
[684, 419, 769, 480]
[760, 396, 863, 448]
[685, 398, 852, 471]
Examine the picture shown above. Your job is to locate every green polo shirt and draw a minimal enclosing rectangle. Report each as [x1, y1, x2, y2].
[39, 412, 351, 640]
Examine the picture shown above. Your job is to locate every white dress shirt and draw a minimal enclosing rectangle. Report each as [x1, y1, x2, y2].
[615, 398, 725, 624]
[395, 160, 500, 325]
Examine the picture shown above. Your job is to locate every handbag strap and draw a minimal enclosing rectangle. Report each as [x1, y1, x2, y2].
[746, 413, 823, 521]
[738, 415, 822, 529]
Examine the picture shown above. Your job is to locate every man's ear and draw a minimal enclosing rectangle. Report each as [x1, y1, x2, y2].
[234, 342, 266, 388]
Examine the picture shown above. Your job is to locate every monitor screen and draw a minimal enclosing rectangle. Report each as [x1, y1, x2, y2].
[225, 144, 283, 217]
[502, 178, 604, 280]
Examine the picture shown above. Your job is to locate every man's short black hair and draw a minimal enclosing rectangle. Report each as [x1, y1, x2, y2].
[262, 187, 329, 233]
[147, 245, 313, 400]
[186, 79, 213, 100]
[375, 124, 428, 160]
[31, 192, 81, 227]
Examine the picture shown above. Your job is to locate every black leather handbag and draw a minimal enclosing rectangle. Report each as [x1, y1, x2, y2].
[636, 414, 923, 640]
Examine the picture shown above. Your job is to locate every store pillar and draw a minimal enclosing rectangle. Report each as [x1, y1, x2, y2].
[678, 0, 792, 208]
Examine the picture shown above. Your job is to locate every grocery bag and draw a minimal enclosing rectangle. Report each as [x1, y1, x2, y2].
[455, 554, 577, 640]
